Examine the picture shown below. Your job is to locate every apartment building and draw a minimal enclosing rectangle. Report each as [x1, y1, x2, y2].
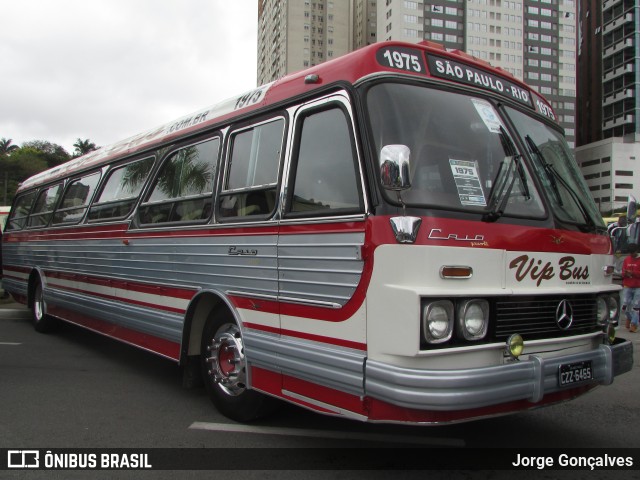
[377, 0, 578, 147]
[575, 0, 640, 214]
[257, 0, 377, 85]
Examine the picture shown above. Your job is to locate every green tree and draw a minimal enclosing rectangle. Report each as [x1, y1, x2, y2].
[0, 138, 19, 156]
[0, 138, 20, 204]
[21, 140, 70, 168]
[1, 147, 49, 204]
[73, 138, 98, 158]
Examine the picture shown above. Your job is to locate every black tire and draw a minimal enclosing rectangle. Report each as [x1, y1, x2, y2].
[32, 280, 57, 333]
[200, 309, 277, 422]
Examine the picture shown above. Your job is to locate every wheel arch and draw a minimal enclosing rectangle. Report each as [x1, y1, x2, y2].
[180, 289, 241, 365]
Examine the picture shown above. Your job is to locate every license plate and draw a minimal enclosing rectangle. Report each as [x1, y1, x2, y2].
[559, 361, 593, 386]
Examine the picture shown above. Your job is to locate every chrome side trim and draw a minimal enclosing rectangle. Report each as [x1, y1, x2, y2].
[365, 340, 634, 411]
[281, 389, 368, 421]
[1, 277, 27, 298]
[277, 296, 342, 309]
[243, 329, 366, 396]
[46, 286, 183, 343]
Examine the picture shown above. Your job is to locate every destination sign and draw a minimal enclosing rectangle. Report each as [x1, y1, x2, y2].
[426, 54, 533, 109]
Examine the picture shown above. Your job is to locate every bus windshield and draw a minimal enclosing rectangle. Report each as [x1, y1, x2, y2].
[367, 81, 545, 219]
[505, 106, 605, 231]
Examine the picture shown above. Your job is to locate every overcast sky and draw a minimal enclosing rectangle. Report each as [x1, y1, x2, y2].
[0, 1, 258, 154]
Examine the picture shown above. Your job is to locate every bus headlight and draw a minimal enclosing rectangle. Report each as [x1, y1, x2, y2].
[423, 300, 454, 344]
[596, 296, 609, 326]
[606, 295, 619, 325]
[597, 294, 619, 326]
[457, 299, 489, 341]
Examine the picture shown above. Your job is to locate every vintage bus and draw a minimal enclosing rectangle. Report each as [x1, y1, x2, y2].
[2, 41, 633, 424]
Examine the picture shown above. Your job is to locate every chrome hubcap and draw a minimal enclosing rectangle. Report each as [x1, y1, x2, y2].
[204, 323, 247, 396]
[34, 286, 44, 322]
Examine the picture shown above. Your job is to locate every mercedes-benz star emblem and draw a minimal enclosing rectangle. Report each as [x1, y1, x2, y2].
[556, 299, 574, 330]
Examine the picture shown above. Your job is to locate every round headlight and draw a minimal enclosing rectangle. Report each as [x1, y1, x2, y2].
[457, 299, 489, 341]
[596, 296, 609, 325]
[606, 296, 619, 324]
[423, 301, 454, 344]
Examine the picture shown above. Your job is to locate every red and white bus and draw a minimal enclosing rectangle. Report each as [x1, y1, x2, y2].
[2, 41, 633, 424]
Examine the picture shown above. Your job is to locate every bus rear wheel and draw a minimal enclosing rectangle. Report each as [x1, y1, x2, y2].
[201, 310, 276, 422]
[32, 281, 57, 333]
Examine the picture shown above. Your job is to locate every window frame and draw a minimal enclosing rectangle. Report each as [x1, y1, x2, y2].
[283, 96, 365, 220]
[216, 114, 288, 223]
[51, 170, 102, 226]
[25, 182, 64, 230]
[87, 155, 157, 223]
[137, 136, 220, 227]
[5, 190, 38, 231]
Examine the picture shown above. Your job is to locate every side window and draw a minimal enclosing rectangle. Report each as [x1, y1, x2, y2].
[27, 184, 62, 228]
[287, 106, 362, 215]
[5, 191, 37, 231]
[88, 157, 154, 221]
[139, 138, 219, 224]
[52, 172, 101, 225]
[219, 118, 284, 219]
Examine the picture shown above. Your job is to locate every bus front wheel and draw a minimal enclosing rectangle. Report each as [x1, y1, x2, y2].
[200, 310, 276, 422]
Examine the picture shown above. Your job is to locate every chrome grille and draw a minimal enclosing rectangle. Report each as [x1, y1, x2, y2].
[494, 295, 599, 340]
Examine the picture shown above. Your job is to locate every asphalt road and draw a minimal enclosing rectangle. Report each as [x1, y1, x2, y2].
[1, 299, 639, 479]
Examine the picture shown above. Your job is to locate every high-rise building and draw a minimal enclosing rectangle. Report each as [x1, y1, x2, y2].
[575, 0, 640, 214]
[576, 0, 602, 147]
[378, 0, 578, 148]
[258, 1, 578, 145]
[257, 0, 366, 86]
[601, 0, 640, 139]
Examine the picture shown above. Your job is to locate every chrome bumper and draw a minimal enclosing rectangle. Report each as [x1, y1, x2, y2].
[365, 339, 634, 411]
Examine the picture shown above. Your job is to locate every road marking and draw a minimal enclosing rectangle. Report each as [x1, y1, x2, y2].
[189, 421, 465, 447]
[0, 309, 32, 319]
[0, 342, 22, 346]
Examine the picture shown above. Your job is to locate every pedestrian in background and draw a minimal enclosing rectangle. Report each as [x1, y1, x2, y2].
[621, 242, 640, 333]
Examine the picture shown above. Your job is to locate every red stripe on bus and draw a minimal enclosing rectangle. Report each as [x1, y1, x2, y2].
[365, 384, 596, 423]
[3, 265, 31, 274]
[46, 281, 187, 315]
[44, 270, 197, 301]
[368, 215, 611, 255]
[244, 322, 367, 351]
[47, 304, 181, 361]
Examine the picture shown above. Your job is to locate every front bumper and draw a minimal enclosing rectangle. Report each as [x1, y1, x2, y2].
[365, 338, 634, 411]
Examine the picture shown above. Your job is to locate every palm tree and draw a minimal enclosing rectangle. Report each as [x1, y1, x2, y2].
[0, 138, 19, 156]
[73, 138, 98, 157]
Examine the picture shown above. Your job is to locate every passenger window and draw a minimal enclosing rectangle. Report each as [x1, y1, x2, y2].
[139, 138, 219, 224]
[88, 157, 154, 221]
[287, 107, 361, 215]
[52, 172, 101, 225]
[6, 191, 37, 231]
[27, 184, 62, 228]
[219, 118, 284, 219]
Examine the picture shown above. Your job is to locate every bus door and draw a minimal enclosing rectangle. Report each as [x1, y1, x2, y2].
[277, 93, 369, 402]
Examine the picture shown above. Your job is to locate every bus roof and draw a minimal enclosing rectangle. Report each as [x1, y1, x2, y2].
[17, 40, 556, 193]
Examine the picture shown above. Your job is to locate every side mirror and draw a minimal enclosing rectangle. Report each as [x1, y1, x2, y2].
[380, 145, 411, 191]
[627, 195, 637, 223]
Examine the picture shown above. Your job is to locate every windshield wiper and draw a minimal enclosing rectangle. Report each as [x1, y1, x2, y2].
[482, 127, 530, 222]
[524, 135, 563, 206]
[524, 135, 600, 233]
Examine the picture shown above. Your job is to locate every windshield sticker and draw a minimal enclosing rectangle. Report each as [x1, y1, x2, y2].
[449, 159, 487, 206]
[471, 98, 503, 133]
